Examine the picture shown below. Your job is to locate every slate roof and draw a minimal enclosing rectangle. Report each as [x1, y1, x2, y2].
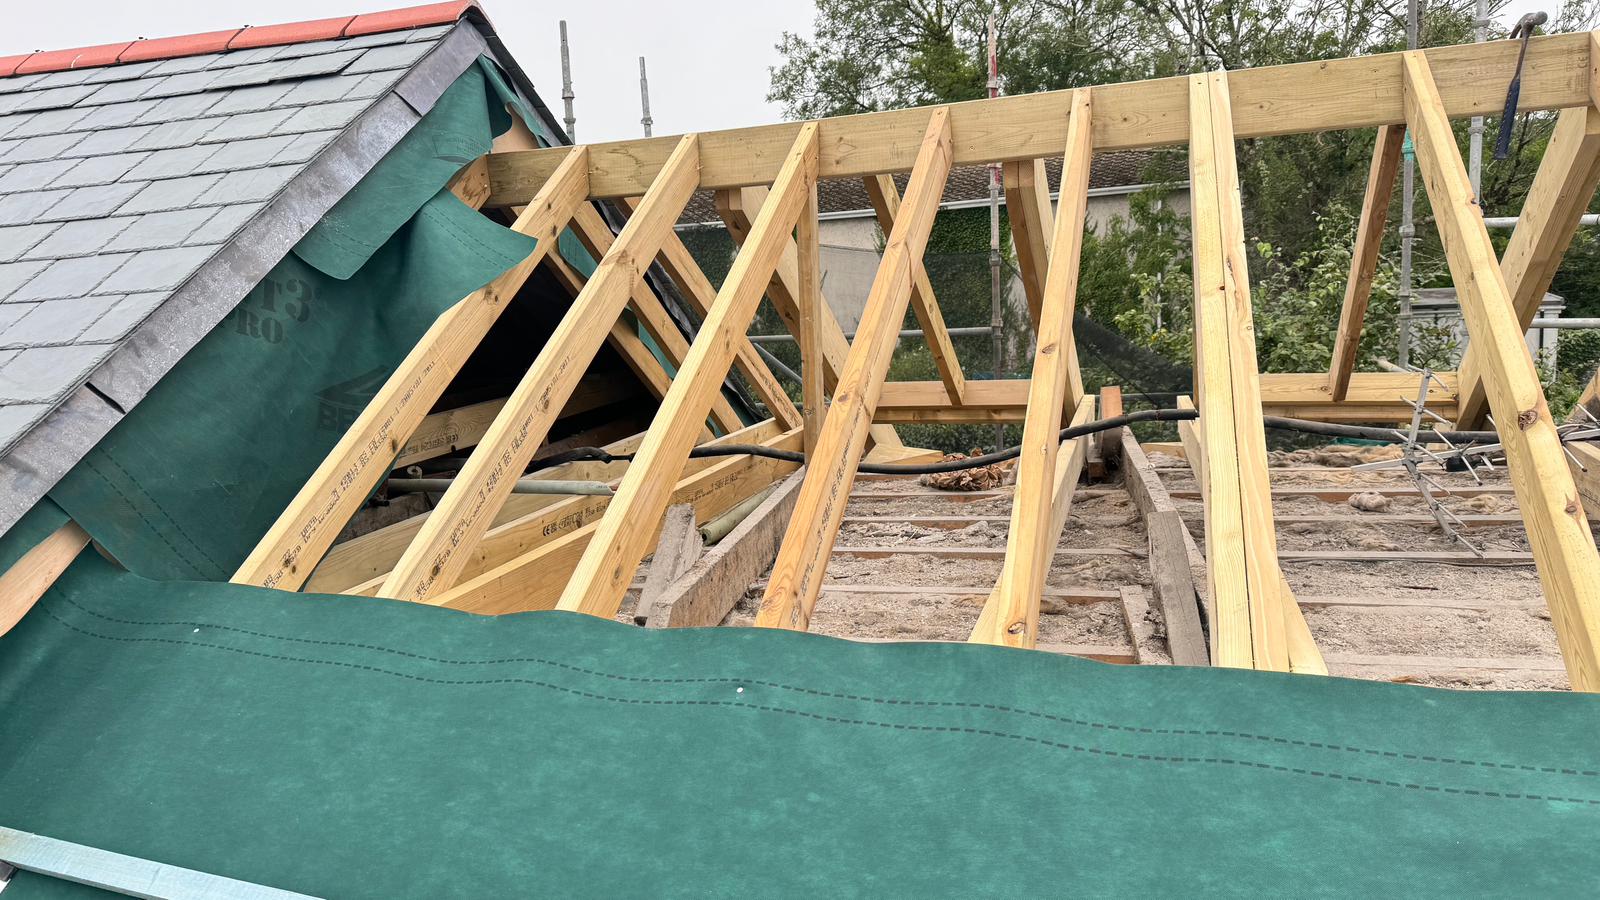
[0, 2, 549, 536]
[677, 149, 1186, 226]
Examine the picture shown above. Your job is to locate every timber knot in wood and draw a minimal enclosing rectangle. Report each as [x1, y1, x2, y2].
[1007, 621, 1027, 636]
[1517, 408, 1539, 430]
[1567, 496, 1581, 517]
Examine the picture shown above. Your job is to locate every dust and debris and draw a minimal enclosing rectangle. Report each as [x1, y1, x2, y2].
[919, 451, 1015, 491]
[1347, 491, 1392, 512]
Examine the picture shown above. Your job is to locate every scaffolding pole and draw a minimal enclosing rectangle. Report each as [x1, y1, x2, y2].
[559, 20, 576, 142]
[639, 56, 653, 138]
[987, 13, 1004, 450]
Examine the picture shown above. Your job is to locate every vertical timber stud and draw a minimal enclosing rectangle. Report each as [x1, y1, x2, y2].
[757, 108, 955, 631]
[380, 134, 702, 603]
[232, 147, 591, 591]
[1329, 124, 1404, 400]
[558, 124, 820, 618]
[1405, 51, 1600, 690]
[970, 88, 1094, 648]
[864, 175, 967, 404]
[1456, 101, 1600, 425]
[799, 177, 825, 453]
[1189, 71, 1290, 671]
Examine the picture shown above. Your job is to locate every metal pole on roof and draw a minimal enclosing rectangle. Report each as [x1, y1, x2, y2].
[987, 12, 1004, 451]
[639, 56, 654, 137]
[1468, 0, 1488, 194]
[559, 20, 577, 142]
[1398, 0, 1418, 368]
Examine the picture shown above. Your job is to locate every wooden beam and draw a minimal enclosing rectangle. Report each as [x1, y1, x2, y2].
[1003, 158, 1052, 330]
[485, 32, 1594, 202]
[715, 186, 906, 452]
[557, 124, 820, 619]
[611, 199, 803, 430]
[396, 378, 640, 467]
[429, 428, 802, 614]
[1457, 102, 1600, 425]
[970, 89, 1094, 649]
[1093, 385, 1123, 477]
[231, 146, 591, 591]
[0, 521, 90, 638]
[648, 470, 807, 629]
[1189, 70, 1289, 671]
[378, 134, 701, 603]
[864, 175, 966, 404]
[561, 202, 746, 434]
[1117, 429, 1209, 666]
[798, 177, 825, 454]
[633, 504, 702, 626]
[1329, 124, 1404, 400]
[757, 108, 955, 631]
[1404, 50, 1600, 691]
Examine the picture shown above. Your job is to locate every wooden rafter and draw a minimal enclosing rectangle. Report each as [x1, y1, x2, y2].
[757, 108, 954, 631]
[231, 145, 592, 591]
[969, 88, 1094, 648]
[1404, 50, 1600, 691]
[1329, 124, 1404, 400]
[714, 186, 906, 452]
[1188, 70, 1290, 672]
[556, 123, 822, 618]
[1003, 158, 1052, 331]
[378, 134, 702, 603]
[0, 521, 89, 638]
[484, 33, 1593, 203]
[798, 177, 825, 453]
[1456, 101, 1600, 426]
[864, 175, 966, 404]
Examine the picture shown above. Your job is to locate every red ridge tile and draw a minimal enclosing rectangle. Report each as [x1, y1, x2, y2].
[0, 54, 32, 78]
[16, 41, 132, 74]
[119, 29, 241, 64]
[228, 16, 355, 50]
[343, 1, 478, 38]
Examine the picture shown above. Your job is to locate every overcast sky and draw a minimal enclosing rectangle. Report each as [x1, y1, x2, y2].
[2, 0, 1563, 143]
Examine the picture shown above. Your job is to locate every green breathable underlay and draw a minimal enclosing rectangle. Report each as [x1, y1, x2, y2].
[2, 554, 1598, 897]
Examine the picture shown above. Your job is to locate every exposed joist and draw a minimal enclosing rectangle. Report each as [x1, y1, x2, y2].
[557, 124, 821, 619]
[378, 135, 702, 603]
[1404, 50, 1600, 691]
[970, 88, 1094, 649]
[485, 33, 1594, 203]
[1457, 101, 1600, 425]
[1117, 430, 1209, 667]
[864, 175, 966, 404]
[231, 146, 591, 591]
[757, 108, 955, 631]
[798, 177, 825, 454]
[1002, 158, 1052, 331]
[0, 521, 90, 638]
[1329, 124, 1404, 400]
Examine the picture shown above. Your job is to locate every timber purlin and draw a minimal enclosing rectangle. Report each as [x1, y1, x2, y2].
[8, 30, 1600, 691]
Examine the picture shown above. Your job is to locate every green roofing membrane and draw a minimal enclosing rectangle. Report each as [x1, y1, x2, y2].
[2, 553, 1599, 897]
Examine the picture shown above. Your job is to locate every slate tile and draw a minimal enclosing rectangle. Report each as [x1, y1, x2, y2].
[137, 92, 223, 126]
[22, 69, 97, 89]
[205, 83, 294, 117]
[22, 216, 137, 259]
[0, 94, 33, 117]
[10, 83, 100, 112]
[0, 223, 59, 262]
[189, 203, 262, 244]
[6, 107, 94, 139]
[0, 259, 51, 301]
[0, 344, 114, 403]
[198, 134, 298, 171]
[279, 100, 368, 134]
[276, 74, 364, 107]
[0, 403, 51, 453]
[0, 189, 70, 225]
[0, 302, 32, 333]
[346, 43, 433, 76]
[200, 108, 297, 143]
[405, 25, 453, 42]
[96, 244, 216, 294]
[0, 158, 81, 193]
[269, 130, 337, 165]
[68, 101, 161, 135]
[143, 53, 226, 78]
[0, 112, 36, 141]
[196, 166, 296, 205]
[0, 294, 124, 347]
[266, 38, 350, 62]
[9, 253, 133, 302]
[0, 74, 47, 96]
[51, 152, 150, 189]
[78, 77, 159, 107]
[117, 174, 224, 215]
[138, 70, 222, 100]
[68, 125, 157, 160]
[342, 30, 423, 51]
[104, 207, 216, 251]
[277, 49, 365, 80]
[130, 118, 217, 152]
[123, 144, 223, 181]
[77, 291, 167, 343]
[43, 182, 144, 220]
[80, 60, 162, 85]
[203, 46, 283, 69]
[0, 132, 88, 164]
